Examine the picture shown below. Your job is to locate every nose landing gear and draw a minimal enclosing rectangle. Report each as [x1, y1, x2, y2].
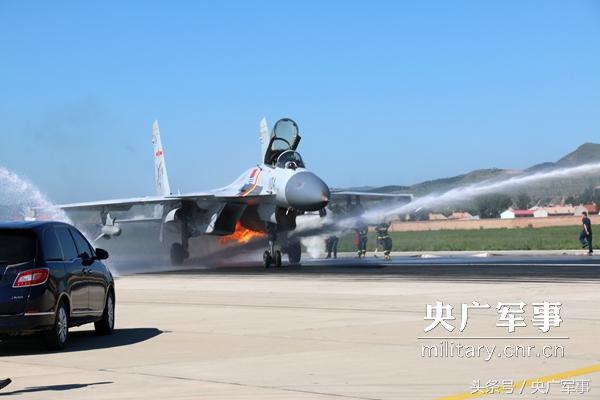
[263, 223, 284, 268]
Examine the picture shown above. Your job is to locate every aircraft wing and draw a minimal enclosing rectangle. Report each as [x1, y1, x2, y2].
[48, 196, 179, 211]
[44, 192, 274, 213]
[43, 190, 404, 214]
[170, 193, 274, 205]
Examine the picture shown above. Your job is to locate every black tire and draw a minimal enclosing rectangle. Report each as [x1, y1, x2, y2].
[95, 290, 115, 335]
[170, 243, 185, 266]
[288, 241, 301, 265]
[275, 250, 282, 267]
[263, 250, 272, 268]
[44, 300, 69, 350]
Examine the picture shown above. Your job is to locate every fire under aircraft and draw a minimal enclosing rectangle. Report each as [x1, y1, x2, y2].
[42, 118, 411, 267]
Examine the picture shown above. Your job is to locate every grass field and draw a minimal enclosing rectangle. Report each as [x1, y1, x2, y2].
[336, 226, 588, 252]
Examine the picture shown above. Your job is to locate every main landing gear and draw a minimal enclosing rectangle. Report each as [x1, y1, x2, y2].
[287, 240, 301, 265]
[170, 235, 190, 266]
[170, 243, 188, 266]
[170, 215, 191, 266]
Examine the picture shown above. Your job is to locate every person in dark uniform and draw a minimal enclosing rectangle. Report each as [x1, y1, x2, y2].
[582, 211, 593, 255]
[356, 226, 368, 258]
[325, 235, 339, 259]
[0, 378, 11, 390]
[375, 221, 393, 261]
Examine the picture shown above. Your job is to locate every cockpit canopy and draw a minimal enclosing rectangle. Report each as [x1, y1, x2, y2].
[264, 118, 301, 165]
[276, 150, 305, 170]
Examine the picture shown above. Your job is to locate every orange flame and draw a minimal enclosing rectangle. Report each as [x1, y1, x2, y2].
[219, 222, 265, 245]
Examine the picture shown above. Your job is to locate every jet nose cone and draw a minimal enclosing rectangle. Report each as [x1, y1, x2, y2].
[285, 172, 330, 212]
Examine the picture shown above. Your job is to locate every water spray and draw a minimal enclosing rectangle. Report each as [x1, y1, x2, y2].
[293, 162, 600, 250]
[0, 166, 70, 223]
[364, 161, 600, 222]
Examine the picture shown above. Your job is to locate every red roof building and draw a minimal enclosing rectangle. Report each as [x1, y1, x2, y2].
[513, 210, 534, 218]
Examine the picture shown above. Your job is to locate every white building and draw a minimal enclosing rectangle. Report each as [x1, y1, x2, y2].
[529, 206, 549, 218]
[500, 209, 515, 219]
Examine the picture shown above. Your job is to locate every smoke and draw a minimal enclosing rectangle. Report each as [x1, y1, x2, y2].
[292, 161, 600, 252]
[0, 166, 71, 223]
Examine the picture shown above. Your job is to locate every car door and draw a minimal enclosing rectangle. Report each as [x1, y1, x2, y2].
[70, 228, 107, 315]
[55, 227, 89, 315]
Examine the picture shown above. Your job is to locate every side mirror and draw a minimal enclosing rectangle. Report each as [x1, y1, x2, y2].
[95, 248, 109, 260]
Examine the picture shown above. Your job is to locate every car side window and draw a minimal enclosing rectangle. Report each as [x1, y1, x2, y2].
[42, 229, 63, 261]
[70, 229, 94, 259]
[55, 227, 79, 261]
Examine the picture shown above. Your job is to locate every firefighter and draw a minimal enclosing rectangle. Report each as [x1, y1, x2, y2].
[325, 235, 339, 259]
[355, 226, 368, 258]
[375, 221, 393, 261]
[581, 211, 593, 255]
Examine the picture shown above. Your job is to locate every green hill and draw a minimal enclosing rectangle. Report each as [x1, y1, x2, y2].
[364, 143, 600, 202]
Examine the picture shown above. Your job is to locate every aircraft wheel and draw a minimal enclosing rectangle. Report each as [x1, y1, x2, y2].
[275, 250, 282, 268]
[170, 243, 185, 266]
[288, 241, 301, 265]
[263, 250, 272, 268]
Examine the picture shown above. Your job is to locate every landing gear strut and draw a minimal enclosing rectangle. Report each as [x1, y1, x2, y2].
[263, 223, 282, 268]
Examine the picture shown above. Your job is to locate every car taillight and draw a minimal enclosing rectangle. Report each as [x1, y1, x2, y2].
[13, 268, 49, 288]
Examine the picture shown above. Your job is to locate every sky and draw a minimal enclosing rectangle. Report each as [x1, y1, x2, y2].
[1, 1, 600, 203]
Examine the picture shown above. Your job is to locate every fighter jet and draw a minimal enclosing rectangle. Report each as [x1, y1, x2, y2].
[43, 118, 411, 267]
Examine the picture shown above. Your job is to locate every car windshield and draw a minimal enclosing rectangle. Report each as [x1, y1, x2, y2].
[0, 229, 37, 264]
[276, 151, 305, 169]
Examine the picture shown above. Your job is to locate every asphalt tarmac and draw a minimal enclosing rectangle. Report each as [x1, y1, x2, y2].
[1, 254, 599, 399]
[162, 253, 600, 282]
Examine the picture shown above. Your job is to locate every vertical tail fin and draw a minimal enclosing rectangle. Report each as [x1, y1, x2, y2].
[259, 117, 270, 163]
[152, 120, 172, 196]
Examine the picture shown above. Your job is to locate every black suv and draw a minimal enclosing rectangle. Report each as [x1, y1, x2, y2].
[0, 221, 115, 349]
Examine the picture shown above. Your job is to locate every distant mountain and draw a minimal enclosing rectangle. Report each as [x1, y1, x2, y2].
[556, 143, 600, 167]
[341, 185, 376, 192]
[359, 143, 600, 201]
[367, 185, 410, 193]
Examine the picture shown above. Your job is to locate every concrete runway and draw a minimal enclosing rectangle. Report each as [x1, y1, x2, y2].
[1, 254, 599, 399]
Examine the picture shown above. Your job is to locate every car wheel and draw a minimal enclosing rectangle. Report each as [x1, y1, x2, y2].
[44, 300, 69, 350]
[95, 290, 115, 335]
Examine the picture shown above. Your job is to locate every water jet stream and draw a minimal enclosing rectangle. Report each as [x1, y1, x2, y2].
[0, 166, 70, 223]
[293, 162, 600, 250]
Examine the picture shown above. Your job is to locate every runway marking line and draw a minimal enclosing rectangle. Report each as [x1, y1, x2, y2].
[436, 363, 600, 399]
